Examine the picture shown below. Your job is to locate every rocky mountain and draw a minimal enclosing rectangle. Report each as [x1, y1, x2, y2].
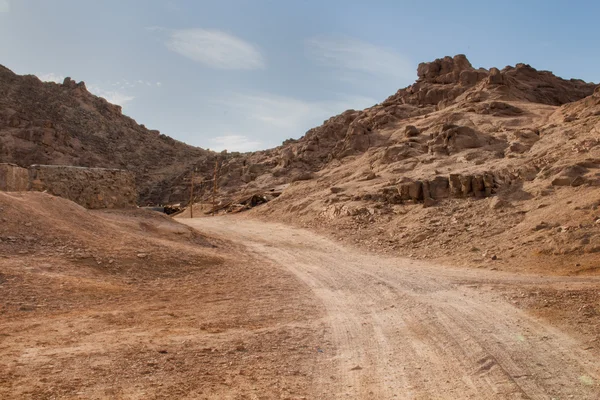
[176, 54, 600, 274]
[0, 65, 221, 204]
[201, 55, 597, 197]
[3, 54, 600, 271]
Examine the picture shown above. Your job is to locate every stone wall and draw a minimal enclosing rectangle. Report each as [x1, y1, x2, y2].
[28, 165, 137, 209]
[0, 163, 29, 191]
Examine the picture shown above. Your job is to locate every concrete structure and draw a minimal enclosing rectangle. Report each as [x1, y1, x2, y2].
[0, 163, 137, 209]
[0, 163, 29, 191]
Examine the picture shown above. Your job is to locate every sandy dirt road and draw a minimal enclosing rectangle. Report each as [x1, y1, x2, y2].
[182, 216, 600, 399]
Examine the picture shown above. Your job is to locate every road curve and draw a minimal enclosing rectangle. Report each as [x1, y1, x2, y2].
[181, 216, 600, 399]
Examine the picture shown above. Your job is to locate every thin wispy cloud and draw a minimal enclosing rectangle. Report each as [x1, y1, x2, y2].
[0, 0, 10, 13]
[306, 36, 413, 80]
[87, 85, 135, 107]
[219, 92, 376, 129]
[36, 73, 64, 83]
[165, 28, 265, 70]
[209, 135, 263, 152]
[111, 79, 161, 89]
[203, 92, 377, 150]
[36, 73, 135, 106]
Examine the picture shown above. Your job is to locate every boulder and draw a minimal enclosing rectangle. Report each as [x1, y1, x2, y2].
[393, 172, 497, 204]
[459, 70, 480, 86]
[408, 181, 423, 202]
[380, 186, 402, 204]
[245, 163, 263, 174]
[371, 111, 396, 129]
[422, 181, 436, 207]
[472, 175, 485, 197]
[336, 122, 371, 157]
[507, 142, 530, 154]
[446, 126, 482, 152]
[279, 147, 294, 167]
[487, 68, 505, 85]
[405, 125, 420, 137]
[381, 144, 421, 164]
[62, 77, 78, 89]
[490, 197, 512, 209]
[429, 144, 449, 156]
[449, 174, 462, 197]
[416, 55, 474, 84]
[399, 183, 411, 201]
[473, 101, 523, 116]
[459, 175, 473, 196]
[428, 176, 450, 199]
[429, 125, 484, 155]
[552, 175, 584, 187]
[571, 176, 586, 187]
[483, 173, 495, 196]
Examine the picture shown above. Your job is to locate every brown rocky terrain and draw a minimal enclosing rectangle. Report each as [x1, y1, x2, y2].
[3, 54, 600, 271]
[0, 65, 219, 204]
[201, 54, 597, 196]
[182, 55, 600, 275]
[0, 192, 323, 399]
[2, 54, 600, 397]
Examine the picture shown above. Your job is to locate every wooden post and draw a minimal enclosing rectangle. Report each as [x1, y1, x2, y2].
[190, 167, 196, 218]
[212, 160, 218, 216]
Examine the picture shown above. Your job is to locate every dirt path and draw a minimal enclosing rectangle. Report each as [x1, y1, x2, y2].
[182, 216, 600, 399]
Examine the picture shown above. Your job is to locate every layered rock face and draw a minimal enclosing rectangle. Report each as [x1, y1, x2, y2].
[380, 172, 497, 207]
[1, 55, 598, 211]
[211, 55, 595, 194]
[0, 162, 136, 208]
[28, 165, 137, 209]
[0, 66, 209, 204]
[0, 163, 29, 191]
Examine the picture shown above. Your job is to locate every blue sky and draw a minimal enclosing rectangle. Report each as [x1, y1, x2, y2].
[1, 0, 598, 151]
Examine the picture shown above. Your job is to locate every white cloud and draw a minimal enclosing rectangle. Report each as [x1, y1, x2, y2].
[165, 28, 265, 70]
[209, 135, 263, 152]
[0, 0, 10, 13]
[37, 73, 64, 83]
[112, 79, 160, 88]
[216, 92, 376, 131]
[202, 92, 377, 150]
[87, 85, 135, 107]
[37, 74, 157, 107]
[306, 36, 413, 80]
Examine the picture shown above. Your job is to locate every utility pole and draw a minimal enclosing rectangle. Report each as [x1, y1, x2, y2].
[212, 160, 218, 216]
[190, 167, 196, 218]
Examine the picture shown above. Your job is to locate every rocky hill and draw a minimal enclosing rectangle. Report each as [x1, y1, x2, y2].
[174, 54, 600, 274]
[219, 55, 599, 274]
[0, 65, 222, 204]
[3, 55, 600, 274]
[199, 55, 596, 198]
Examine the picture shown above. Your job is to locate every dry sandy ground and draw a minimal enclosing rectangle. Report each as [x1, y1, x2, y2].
[2, 191, 600, 398]
[0, 192, 324, 399]
[181, 216, 600, 399]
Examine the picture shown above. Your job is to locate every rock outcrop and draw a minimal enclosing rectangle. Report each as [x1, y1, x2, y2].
[0, 163, 29, 191]
[1, 54, 598, 213]
[0, 65, 209, 204]
[0, 163, 137, 209]
[381, 172, 498, 207]
[28, 165, 137, 209]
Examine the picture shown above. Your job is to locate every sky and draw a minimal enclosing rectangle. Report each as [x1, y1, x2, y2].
[1, 0, 599, 152]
